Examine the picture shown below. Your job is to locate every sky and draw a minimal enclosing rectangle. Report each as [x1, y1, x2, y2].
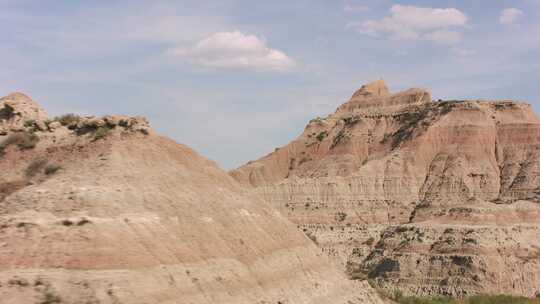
[1, 0, 539, 169]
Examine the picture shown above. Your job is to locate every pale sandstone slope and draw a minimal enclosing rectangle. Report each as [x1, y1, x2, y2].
[0, 93, 384, 304]
[231, 80, 540, 298]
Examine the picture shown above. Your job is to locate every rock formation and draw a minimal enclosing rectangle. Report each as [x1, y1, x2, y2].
[0, 92, 48, 135]
[0, 93, 384, 304]
[231, 80, 540, 298]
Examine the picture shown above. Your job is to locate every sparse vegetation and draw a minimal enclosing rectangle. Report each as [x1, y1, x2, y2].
[396, 295, 456, 304]
[309, 117, 324, 124]
[41, 290, 62, 304]
[467, 295, 540, 304]
[343, 115, 361, 126]
[55, 113, 81, 127]
[383, 109, 430, 148]
[437, 100, 464, 115]
[368, 285, 540, 304]
[316, 131, 328, 142]
[23, 119, 38, 131]
[331, 129, 350, 149]
[44, 163, 62, 175]
[93, 126, 110, 141]
[0, 131, 40, 156]
[393, 295, 540, 304]
[335, 212, 347, 222]
[25, 158, 48, 177]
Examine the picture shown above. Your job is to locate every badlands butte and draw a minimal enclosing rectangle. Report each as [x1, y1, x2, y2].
[0, 78, 539, 304]
[231, 80, 540, 298]
[0, 93, 383, 303]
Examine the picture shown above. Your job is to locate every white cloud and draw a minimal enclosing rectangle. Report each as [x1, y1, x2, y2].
[354, 4, 468, 45]
[500, 8, 523, 25]
[171, 31, 295, 72]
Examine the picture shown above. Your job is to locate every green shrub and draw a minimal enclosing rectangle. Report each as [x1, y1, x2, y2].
[404, 297, 456, 304]
[93, 126, 110, 141]
[23, 119, 37, 129]
[381, 293, 540, 304]
[467, 295, 540, 304]
[316, 131, 328, 142]
[55, 113, 80, 127]
[23, 119, 43, 132]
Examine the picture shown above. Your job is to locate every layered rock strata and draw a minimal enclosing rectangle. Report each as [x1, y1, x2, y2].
[231, 80, 540, 298]
[0, 92, 384, 304]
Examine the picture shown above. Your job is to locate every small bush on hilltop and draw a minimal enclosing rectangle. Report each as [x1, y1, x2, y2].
[93, 126, 110, 141]
[55, 113, 81, 127]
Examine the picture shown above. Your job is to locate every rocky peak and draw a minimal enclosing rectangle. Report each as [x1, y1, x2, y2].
[351, 79, 390, 98]
[337, 81, 431, 115]
[231, 81, 540, 298]
[0, 92, 47, 134]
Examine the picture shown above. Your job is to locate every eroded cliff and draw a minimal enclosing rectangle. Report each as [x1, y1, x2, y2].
[231, 80, 540, 298]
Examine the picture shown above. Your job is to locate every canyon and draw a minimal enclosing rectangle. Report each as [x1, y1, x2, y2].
[231, 80, 540, 298]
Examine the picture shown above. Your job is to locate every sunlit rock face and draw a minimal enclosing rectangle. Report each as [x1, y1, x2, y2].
[231, 80, 540, 298]
[0, 92, 48, 135]
[0, 93, 384, 304]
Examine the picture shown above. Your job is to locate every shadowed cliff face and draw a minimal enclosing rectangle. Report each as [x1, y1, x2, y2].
[230, 80, 540, 298]
[0, 93, 384, 304]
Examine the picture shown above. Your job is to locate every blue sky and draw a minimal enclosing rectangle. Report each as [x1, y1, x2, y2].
[2, 0, 539, 169]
